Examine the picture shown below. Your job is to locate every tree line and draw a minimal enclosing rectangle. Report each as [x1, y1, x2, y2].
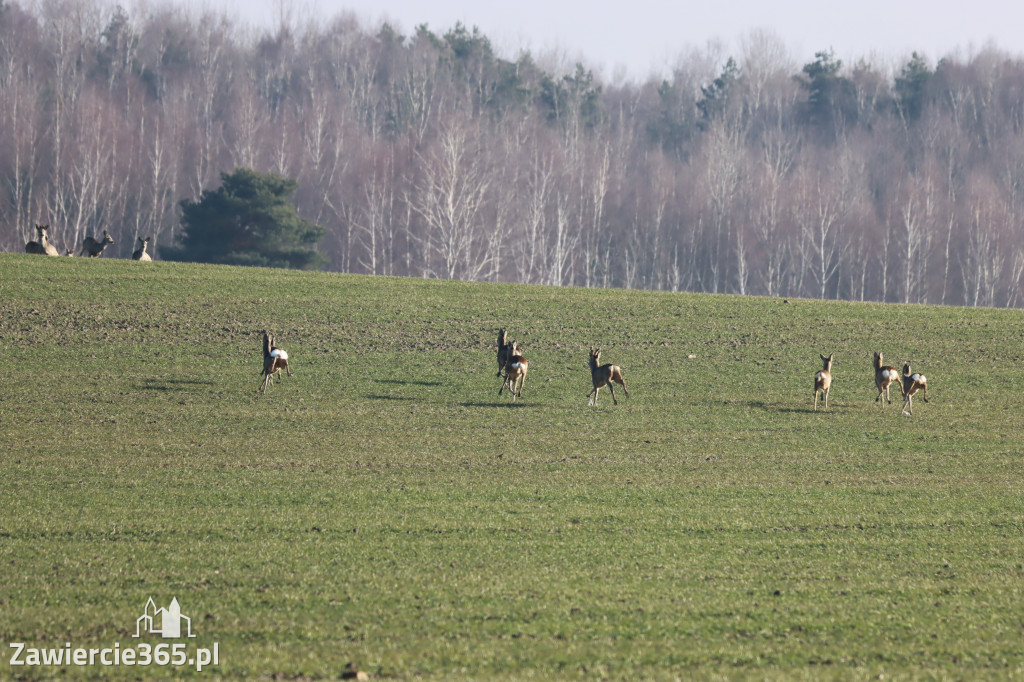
[4, 0, 1024, 307]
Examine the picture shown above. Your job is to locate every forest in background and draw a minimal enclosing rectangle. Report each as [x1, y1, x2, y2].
[4, 0, 1024, 307]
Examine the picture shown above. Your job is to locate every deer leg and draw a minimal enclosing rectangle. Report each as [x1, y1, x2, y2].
[607, 383, 618, 405]
[823, 386, 829, 410]
[922, 385, 928, 402]
[902, 394, 913, 415]
[616, 378, 629, 399]
[516, 375, 525, 398]
[588, 385, 599, 406]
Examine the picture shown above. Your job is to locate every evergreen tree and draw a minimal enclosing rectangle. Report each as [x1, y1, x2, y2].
[894, 52, 932, 122]
[163, 168, 327, 270]
[697, 57, 740, 126]
[799, 49, 858, 136]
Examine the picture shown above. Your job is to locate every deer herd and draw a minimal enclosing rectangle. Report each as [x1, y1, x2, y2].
[257, 325, 930, 415]
[814, 350, 928, 415]
[24, 224, 153, 261]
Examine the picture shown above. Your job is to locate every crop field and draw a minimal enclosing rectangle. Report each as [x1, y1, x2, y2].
[1, 254, 1023, 680]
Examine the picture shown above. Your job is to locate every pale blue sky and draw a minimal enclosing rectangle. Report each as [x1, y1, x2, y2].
[197, 0, 1024, 80]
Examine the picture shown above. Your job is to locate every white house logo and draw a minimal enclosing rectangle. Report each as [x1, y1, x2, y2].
[134, 597, 196, 638]
[9, 597, 218, 671]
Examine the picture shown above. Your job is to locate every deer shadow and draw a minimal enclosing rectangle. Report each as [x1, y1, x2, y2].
[460, 401, 532, 408]
[366, 394, 417, 401]
[138, 379, 216, 392]
[375, 379, 443, 387]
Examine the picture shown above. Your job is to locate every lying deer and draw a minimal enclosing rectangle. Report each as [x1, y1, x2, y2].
[25, 224, 60, 256]
[132, 236, 152, 261]
[79, 230, 114, 257]
[873, 351, 903, 405]
[259, 331, 292, 393]
[496, 328, 511, 377]
[587, 347, 629, 406]
[813, 353, 833, 411]
[498, 340, 527, 401]
[900, 363, 928, 415]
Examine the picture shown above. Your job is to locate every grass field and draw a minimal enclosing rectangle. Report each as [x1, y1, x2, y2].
[1, 253, 1023, 680]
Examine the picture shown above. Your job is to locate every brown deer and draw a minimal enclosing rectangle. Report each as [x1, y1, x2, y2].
[873, 352, 903, 405]
[25, 224, 60, 256]
[259, 331, 292, 393]
[900, 363, 928, 415]
[132, 236, 152, 261]
[813, 353, 833, 411]
[79, 230, 114, 257]
[496, 328, 511, 377]
[587, 347, 629, 406]
[498, 340, 527, 401]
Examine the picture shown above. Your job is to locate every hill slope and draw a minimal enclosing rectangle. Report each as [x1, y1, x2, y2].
[1, 254, 1022, 679]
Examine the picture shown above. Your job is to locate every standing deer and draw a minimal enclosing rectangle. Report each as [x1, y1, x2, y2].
[496, 328, 511, 377]
[132, 236, 152, 261]
[79, 230, 114, 257]
[900, 363, 928, 415]
[587, 347, 629, 406]
[25, 224, 60, 256]
[498, 340, 527, 401]
[873, 352, 903, 405]
[259, 331, 292, 393]
[813, 353, 834, 411]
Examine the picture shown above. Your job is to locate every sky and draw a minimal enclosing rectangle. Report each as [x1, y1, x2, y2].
[198, 0, 1024, 81]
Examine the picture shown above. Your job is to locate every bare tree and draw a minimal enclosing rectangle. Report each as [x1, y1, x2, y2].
[411, 123, 493, 280]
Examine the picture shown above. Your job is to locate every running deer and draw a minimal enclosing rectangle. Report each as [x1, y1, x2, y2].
[587, 347, 629, 406]
[496, 328, 511, 377]
[813, 353, 834, 411]
[132, 236, 152, 261]
[873, 352, 903, 405]
[900, 363, 928, 415]
[79, 230, 114, 257]
[25, 224, 60, 256]
[259, 331, 292, 393]
[498, 341, 528, 401]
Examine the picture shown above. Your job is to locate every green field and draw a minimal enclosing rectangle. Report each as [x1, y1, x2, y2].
[1, 254, 1022, 680]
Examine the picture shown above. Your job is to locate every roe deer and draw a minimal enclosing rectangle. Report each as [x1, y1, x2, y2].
[813, 353, 833, 411]
[900, 363, 928, 415]
[259, 331, 292, 393]
[25, 224, 60, 256]
[79, 230, 114, 257]
[587, 347, 629, 406]
[496, 328, 511, 377]
[132, 236, 152, 261]
[873, 352, 903, 405]
[498, 341, 527, 401]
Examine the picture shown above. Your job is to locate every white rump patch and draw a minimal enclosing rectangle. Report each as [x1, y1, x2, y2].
[271, 349, 288, 360]
[912, 374, 925, 383]
[511, 361, 524, 370]
[883, 369, 898, 379]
